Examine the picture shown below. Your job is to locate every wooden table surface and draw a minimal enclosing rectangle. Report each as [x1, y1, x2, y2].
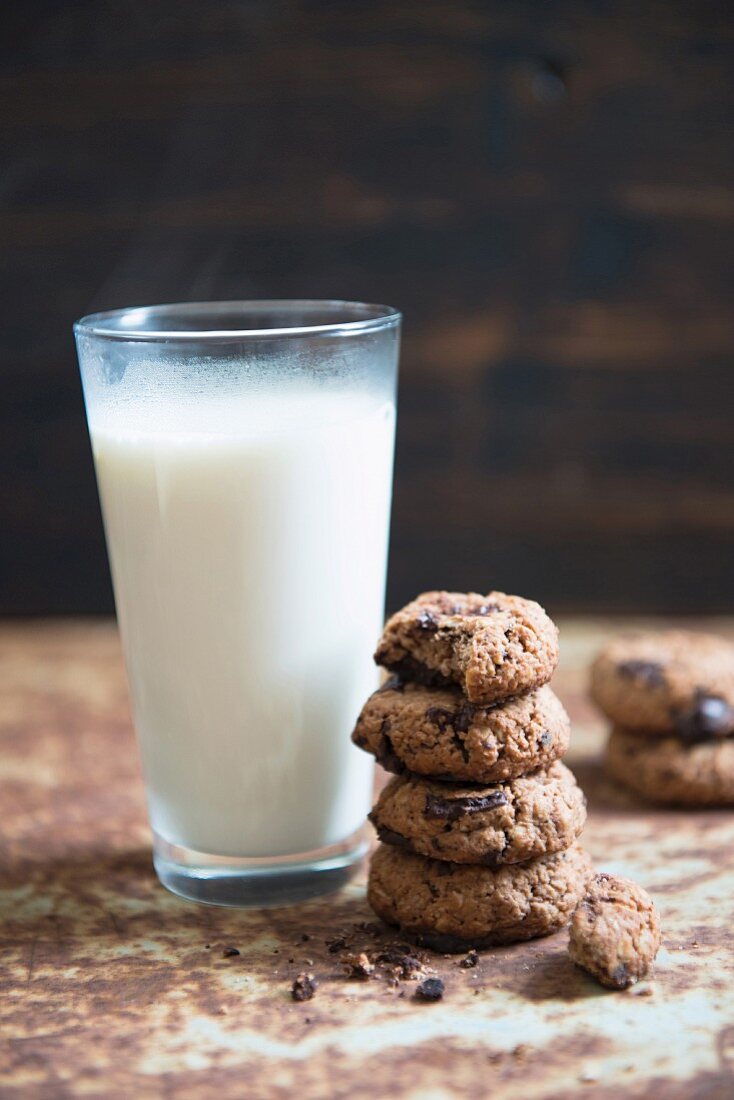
[2, 618, 734, 1099]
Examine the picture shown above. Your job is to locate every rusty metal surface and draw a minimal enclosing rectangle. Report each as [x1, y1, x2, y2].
[1, 618, 734, 1099]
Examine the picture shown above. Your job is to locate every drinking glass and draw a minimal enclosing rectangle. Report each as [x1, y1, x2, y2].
[74, 300, 400, 906]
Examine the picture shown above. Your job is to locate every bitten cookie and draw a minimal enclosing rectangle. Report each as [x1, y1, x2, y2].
[352, 681, 570, 782]
[591, 630, 734, 738]
[369, 762, 586, 866]
[367, 842, 592, 952]
[374, 591, 559, 704]
[606, 726, 734, 806]
[568, 873, 662, 989]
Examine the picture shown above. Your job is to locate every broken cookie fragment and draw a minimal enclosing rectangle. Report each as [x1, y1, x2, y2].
[568, 873, 661, 990]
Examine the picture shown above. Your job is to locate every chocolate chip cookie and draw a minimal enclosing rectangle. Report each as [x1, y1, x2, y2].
[352, 681, 570, 782]
[568, 873, 661, 989]
[369, 762, 586, 866]
[375, 591, 559, 704]
[606, 726, 734, 806]
[367, 842, 593, 951]
[591, 630, 734, 738]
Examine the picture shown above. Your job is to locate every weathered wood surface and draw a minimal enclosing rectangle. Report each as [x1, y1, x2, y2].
[2, 2, 734, 615]
[1, 618, 734, 1098]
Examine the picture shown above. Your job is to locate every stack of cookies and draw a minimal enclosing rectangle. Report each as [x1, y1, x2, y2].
[591, 630, 734, 806]
[351, 591, 592, 952]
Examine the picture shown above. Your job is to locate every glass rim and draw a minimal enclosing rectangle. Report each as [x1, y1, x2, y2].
[73, 299, 401, 343]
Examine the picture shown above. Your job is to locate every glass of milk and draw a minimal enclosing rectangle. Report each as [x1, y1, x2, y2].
[74, 301, 400, 906]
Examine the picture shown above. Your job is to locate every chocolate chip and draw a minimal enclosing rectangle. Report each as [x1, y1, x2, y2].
[221, 946, 240, 957]
[538, 730, 553, 748]
[291, 973, 318, 1001]
[415, 977, 445, 1001]
[617, 660, 666, 688]
[675, 694, 734, 742]
[424, 790, 508, 822]
[459, 949, 479, 969]
[300, 933, 310, 942]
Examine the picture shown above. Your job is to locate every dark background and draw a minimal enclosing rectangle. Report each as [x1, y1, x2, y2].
[2, 0, 733, 617]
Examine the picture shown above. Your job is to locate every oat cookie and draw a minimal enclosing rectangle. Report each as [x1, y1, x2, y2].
[367, 842, 592, 952]
[606, 726, 734, 806]
[369, 763, 586, 866]
[352, 681, 570, 782]
[374, 591, 559, 704]
[568, 873, 661, 989]
[591, 631, 734, 738]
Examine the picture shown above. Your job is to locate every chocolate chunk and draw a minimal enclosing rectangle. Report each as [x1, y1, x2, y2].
[415, 977, 445, 1001]
[291, 973, 318, 1001]
[675, 694, 734, 742]
[424, 790, 508, 822]
[617, 660, 666, 688]
[383, 655, 451, 687]
[425, 702, 477, 735]
[374, 730, 406, 776]
[221, 946, 240, 957]
[539, 729, 553, 748]
[373, 822, 412, 849]
[417, 610, 440, 633]
[459, 949, 479, 969]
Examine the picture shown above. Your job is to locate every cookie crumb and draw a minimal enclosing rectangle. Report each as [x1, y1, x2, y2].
[459, 949, 479, 969]
[341, 952, 375, 980]
[221, 946, 240, 958]
[326, 935, 348, 954]
[291, 973, 318, 1002]
[414, 977, 445, 1002]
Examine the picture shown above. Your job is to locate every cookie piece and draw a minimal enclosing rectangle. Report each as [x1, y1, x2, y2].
[352, 681, 570, 782]
[591, 630, 734, 738]
[606, 726, 734, 806]
[367, 842, 592, 952]
[369, 762, 586, 866]
[568, 873, 661, 989]
[375, 591, 559, 704]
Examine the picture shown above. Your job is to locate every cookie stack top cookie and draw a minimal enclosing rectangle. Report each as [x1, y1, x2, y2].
[352, 590, 592, 951]
[591, 630, 734, 806]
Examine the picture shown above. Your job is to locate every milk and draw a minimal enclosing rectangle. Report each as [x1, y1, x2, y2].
[91, 390, 395, 857]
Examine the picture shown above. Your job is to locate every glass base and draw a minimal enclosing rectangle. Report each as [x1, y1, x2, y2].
[152, 826, 369, 908]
